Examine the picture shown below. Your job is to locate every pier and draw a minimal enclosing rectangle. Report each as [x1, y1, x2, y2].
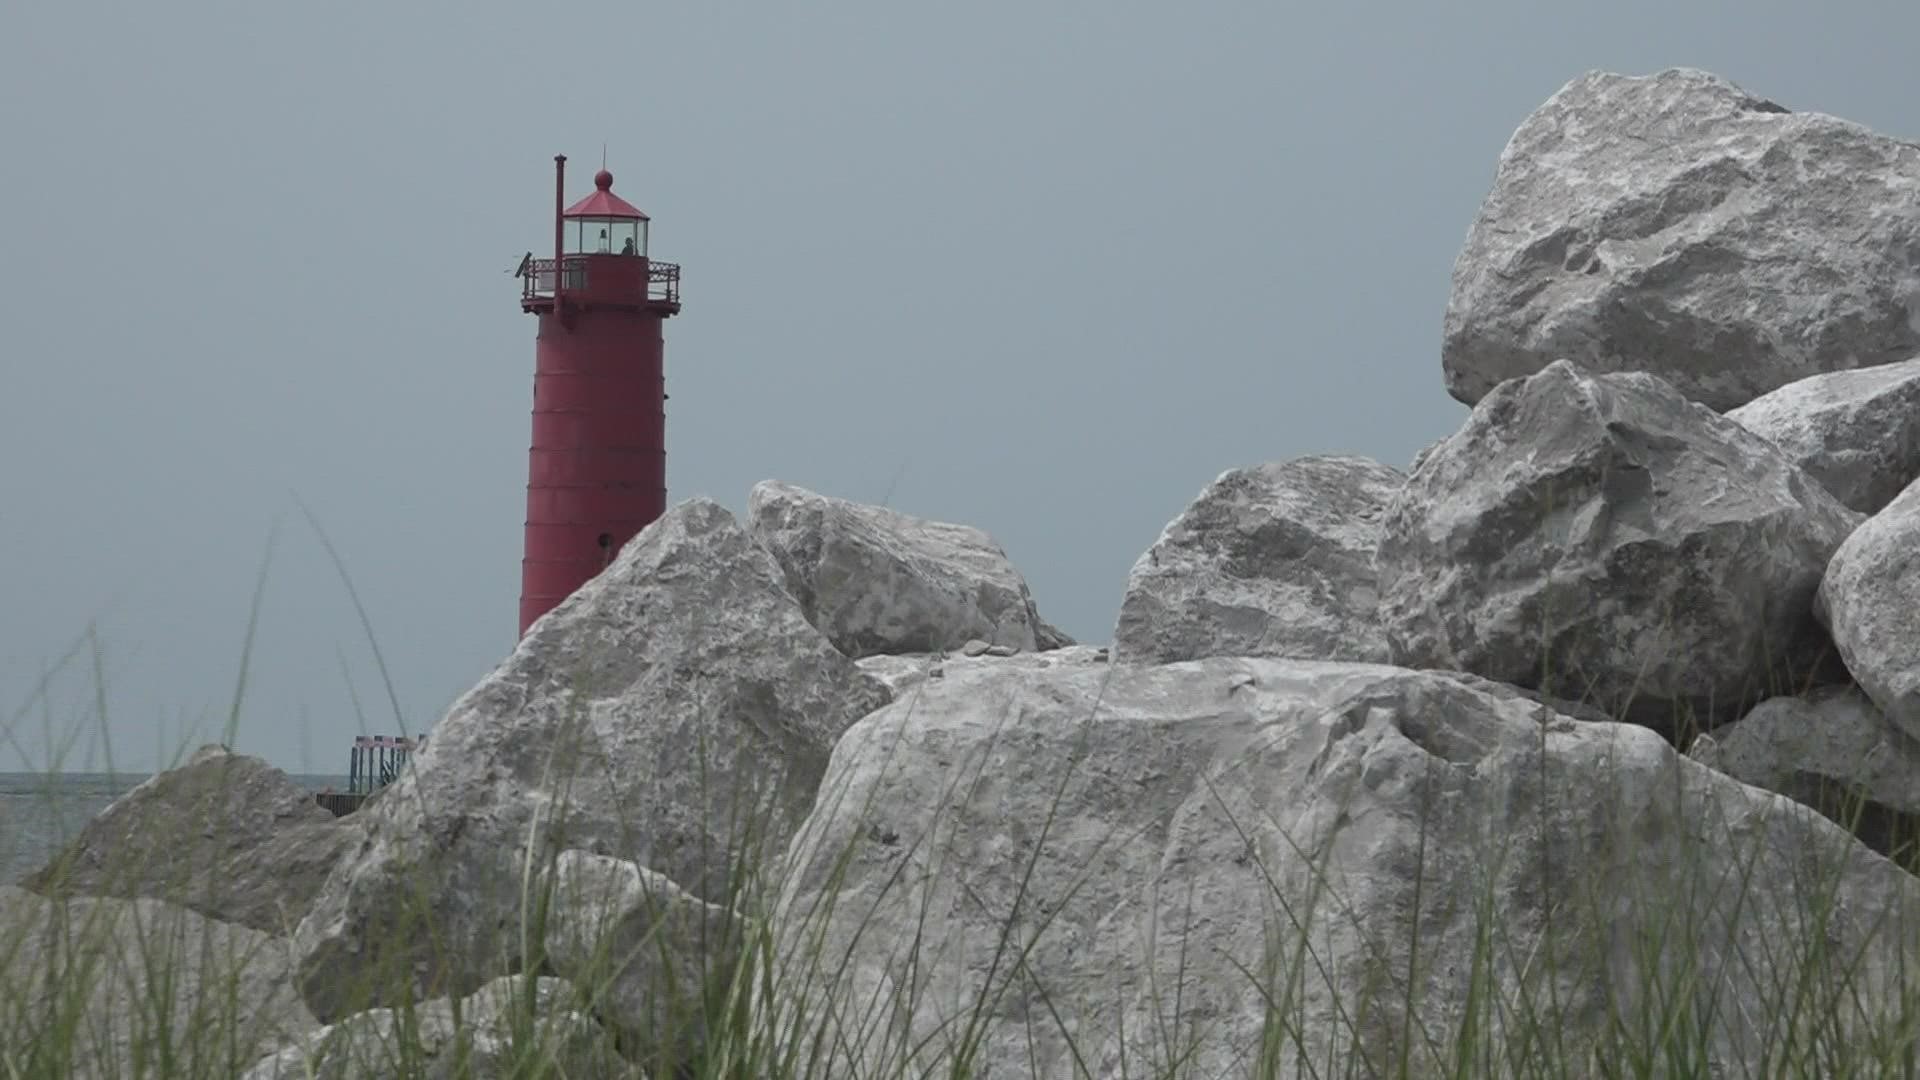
[314, 733, 419, 817]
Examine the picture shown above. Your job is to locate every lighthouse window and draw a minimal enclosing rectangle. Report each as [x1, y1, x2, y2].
[608, 220, 643, 256]
[564, 218, 645, 257]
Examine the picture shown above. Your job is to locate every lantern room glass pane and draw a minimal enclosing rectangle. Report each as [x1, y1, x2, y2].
[609, 220, 641, 256]
[564, 217, 643, 256]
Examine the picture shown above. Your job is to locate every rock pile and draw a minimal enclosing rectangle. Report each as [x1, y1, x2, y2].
[16, 65, 1920, 1077]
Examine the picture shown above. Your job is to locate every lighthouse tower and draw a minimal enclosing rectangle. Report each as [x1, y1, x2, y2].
[516, 155, 682, 637]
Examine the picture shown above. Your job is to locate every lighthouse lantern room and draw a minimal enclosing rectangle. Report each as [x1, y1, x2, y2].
[516, 154, 682, 638]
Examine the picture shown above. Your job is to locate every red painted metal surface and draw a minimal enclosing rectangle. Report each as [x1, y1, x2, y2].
[564, 169, 651, 220]
[517, 159, 682, 637]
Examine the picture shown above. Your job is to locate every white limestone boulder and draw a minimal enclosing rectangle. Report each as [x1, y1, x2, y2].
[1727, 356, 1920, 513]
[748, 480, 1065, 657]
[23, 745, 356, 934]
[1444, 68, 1920, 412]
[769, 658, 1920, 1077]
[1112, 455, 1404, 665]
[290, 498, 890, 1021]
[1378, 360, 1859, 728]
[0, 887, 318, 1079]
[1689, 686, 1920, 859]
[239, 976, 623, 1080]
[541, 850, 743, 1076]
[1816, 477, 1920, 738]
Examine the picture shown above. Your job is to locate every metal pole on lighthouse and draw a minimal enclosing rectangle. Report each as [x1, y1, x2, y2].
[515, 154, 684, 638]
[552, 154, 565, 309]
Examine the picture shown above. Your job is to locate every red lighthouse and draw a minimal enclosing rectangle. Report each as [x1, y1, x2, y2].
[516, 155, 682, 637]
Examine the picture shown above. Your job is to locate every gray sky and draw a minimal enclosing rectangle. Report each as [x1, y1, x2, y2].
[5, 0, 1917, 776]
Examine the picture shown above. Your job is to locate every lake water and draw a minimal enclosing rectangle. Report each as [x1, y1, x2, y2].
[0, 771, 347, 886]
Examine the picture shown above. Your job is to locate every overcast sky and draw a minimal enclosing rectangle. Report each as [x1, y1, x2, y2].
[5, 0, 1918, 776]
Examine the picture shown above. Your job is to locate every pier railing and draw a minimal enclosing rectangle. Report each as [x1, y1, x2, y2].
[348, 734, 417, 795]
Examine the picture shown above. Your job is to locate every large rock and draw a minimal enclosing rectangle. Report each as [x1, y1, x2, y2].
[1112, 455, 1404, 665]
[1378, 360, 1859, 728]
[747, 479, 1059, 657]
[291, 498, 891, 1021]
[769, 659, 1920, 1077]
[856, 643, 1109, 698]
[0, 887, 317, 1080]
[1728, 356, 1920, 513]
[542, 850, 744, 1076]
[1443, 67, 1920, 412]
[1690, 686, 1920, 859]
[239, 976, 625, 1080]
[1816, 477, 1920, 738]
[23, 745, 355, 934]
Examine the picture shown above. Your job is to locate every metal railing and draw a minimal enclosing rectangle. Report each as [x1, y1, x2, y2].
[347, 734, 417, 794]
[649, 260, 682, 304]
[520, 255, 681, 304]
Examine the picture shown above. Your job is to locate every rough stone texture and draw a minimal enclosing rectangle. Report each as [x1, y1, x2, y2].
[1816, 477, 1920, 739]
[291, 499, 891, 1021]
[1378, 360, 1859, 728]
[1112, 455, 1405, 665]
[855, 644, 1110, 699]
[543, 850, 743, 1076]
[22, 745, 356, 934]
[1690, 685, 1920, 859]
[0, 887, 318, 1080]
[1443, 67, 1920, 412]
[1432, 669, 1617, 725]
[1727, 356, 1920, 513]
[747, 479, 1057, 657]
[770, 659, 1920, 1078]
[239, 976, 627, 1080]
[1408, 437, 1446, 474]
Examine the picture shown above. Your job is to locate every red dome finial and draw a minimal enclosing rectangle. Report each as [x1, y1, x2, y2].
[594, 168, 614, 190]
